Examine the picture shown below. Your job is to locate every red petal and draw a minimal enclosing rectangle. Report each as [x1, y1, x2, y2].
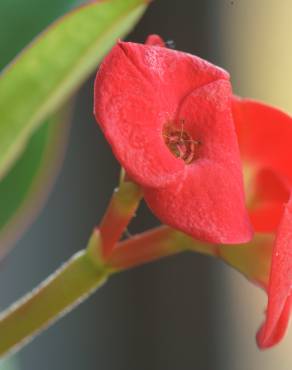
[233, 97, 292, 183]
[249, 202, 285, 233]
[257, 196, 292, 349]
[254, 168, 290, 204]
[249, 168, 289, 232]
[118, 41, 229, 111]
[94, 41, 229, 188]
[144, 81, 252, 243]
[94, 42, 183, 187]
[145, 34, 165, 47]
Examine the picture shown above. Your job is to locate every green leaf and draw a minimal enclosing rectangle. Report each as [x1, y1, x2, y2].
[0, 0, 84, 70]
[0, 0, 148, 179]
[0, 109, 70, 258]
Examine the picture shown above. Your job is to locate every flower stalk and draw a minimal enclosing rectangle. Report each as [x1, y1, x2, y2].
[108, 225, 214, 270]
[99, 171, 143, 257]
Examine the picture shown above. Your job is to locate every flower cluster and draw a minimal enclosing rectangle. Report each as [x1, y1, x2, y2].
[94, 35, 292, 349]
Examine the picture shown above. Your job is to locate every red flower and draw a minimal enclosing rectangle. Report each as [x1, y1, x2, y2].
[233, 98, 292, 348]
[94, 36, 252, 244]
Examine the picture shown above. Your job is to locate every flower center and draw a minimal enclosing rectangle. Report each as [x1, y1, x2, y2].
[163, 121, 200, 164]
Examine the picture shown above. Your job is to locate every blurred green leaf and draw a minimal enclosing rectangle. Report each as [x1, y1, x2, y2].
[0, 0, 148, 179]
[0, 0, 84, 70]
[0, 109, 70, 258]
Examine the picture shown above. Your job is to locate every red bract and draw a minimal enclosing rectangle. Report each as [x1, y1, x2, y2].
[257, 196, 292, 348]
[233, 97, 292, 349]
[94, 36, 252, 244]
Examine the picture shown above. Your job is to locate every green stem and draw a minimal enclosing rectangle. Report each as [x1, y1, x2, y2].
[0, 237, 109, 357]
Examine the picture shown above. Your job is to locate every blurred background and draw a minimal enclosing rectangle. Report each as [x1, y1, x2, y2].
[0, 0, 292, 369]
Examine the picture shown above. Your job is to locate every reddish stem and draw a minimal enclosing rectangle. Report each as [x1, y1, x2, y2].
[107, 225, 215, 270]
[108, 226, 273, 292]
[99, 180, 142, 258]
